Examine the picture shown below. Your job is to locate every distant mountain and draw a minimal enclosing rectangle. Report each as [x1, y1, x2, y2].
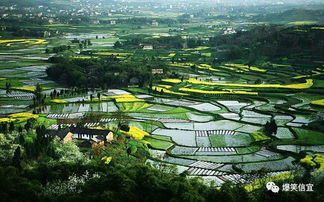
[0, 0, 60, 7]
[253, 9, 324, 23]
[0, 0, 34, 7]
[0, 0, 79, 8]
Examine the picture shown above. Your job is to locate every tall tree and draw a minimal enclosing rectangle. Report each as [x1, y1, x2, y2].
[12, 146, 21, 169]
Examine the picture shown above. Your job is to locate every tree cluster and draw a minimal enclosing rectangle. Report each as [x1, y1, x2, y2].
[46, 57, 162, 88]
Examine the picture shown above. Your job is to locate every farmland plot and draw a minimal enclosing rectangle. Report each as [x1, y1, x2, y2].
[182, 153, 284, 164]
[164, 120, 244, 131]
[277, 145, 324, 153]
[152, 129, 197, 146]
[236, 157, 296, 172]
[209, 132, 253, 147]
[188, 103, 221, 112]
[186, 112, 214, 122]
[275, 127, 295, 139]
[217, 101, 250, 113]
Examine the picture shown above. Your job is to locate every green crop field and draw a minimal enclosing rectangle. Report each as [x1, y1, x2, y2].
[0, 1, 323, 200]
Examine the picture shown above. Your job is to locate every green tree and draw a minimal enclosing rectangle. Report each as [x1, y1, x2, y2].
[5, 82, 11, 94]
[12, 146, 21, 169]
[9, 122, 14, 132]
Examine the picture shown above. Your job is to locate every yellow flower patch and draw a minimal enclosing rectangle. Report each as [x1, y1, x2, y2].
[119, 102, 152, 112]
[182, 78, 313, 89]
[0, 118, 14, 122]
[300, 154, 324, 173]
[33, 39, 47, 44]
[201, 53, 211, 57]
[0, 39, 47, 45]
[179, 88, 258, 95]
[115, 97, 144, 102]
[250, 131, 271, 141]
[51, 99, 68, 104]
[223, 63, 267, 72]
[13, 86, 36, 92]
[314, 154, 324, 172]
[101, 156, 113, 164]
[122, 126, 149, 140]
[310, 99, 324, 106]
[152, 86, 189, 96]
[169, 63, 219, 72]
[161, 79, 182, 84]
[9, 113, 38, 120]
[113, 94, 143, 102]
[300, 155, 316, 167]
[293, 70, 323, 79]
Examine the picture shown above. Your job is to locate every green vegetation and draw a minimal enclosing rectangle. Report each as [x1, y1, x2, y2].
[145, 136, 173, 150]
[0, 1, 324, 201]
[46, 56, 163, 88]
[209, 133, 253, 147]
[250, 131, 271, 142]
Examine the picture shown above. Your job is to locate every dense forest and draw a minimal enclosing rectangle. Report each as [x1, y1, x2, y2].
[0, 119, 323, 202]
[46, 56, 166, 88]
[208, 25, 324, 63]
[252, 9, 324, 23]
[115, 36, 194, 49]
[2, 162, 323, 202]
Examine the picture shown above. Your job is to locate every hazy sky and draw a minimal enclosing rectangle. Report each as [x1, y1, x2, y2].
[122, 0, 324, 5]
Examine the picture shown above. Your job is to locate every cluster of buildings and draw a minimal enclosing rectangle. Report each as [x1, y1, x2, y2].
[47, 126, 117, 147]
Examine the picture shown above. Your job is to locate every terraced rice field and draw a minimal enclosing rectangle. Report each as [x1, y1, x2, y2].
[0, 27, 323, 187]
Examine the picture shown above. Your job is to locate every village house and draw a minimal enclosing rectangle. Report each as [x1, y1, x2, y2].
[151, 20, 159, 26]
[47, 127, 114, 146]
[143, 45, 153, 50]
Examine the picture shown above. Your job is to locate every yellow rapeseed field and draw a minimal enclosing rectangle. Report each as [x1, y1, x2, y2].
[115, 97, 144, 102]
[169, 63, 219, 72]
[300, 155, 316, 166]
[13, 86, 36, 92]
[0, 39, 47, 45]
[300, 154, 324, 173]
[122, 126, 149, 140]
[153, 86, 189, 96]
[314, 154, 324, 172]
[161, 78, 182, 83]
[111, 94, 144, 102]
[311, 99, 324, 106]
[179, 88, 258, 95]
[183, 78, 313, 89]
[51, 99, 69, 104]
[201, 53, 211, 57]
[9, 112, 38, 120]
[0, 118, 14, 123]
